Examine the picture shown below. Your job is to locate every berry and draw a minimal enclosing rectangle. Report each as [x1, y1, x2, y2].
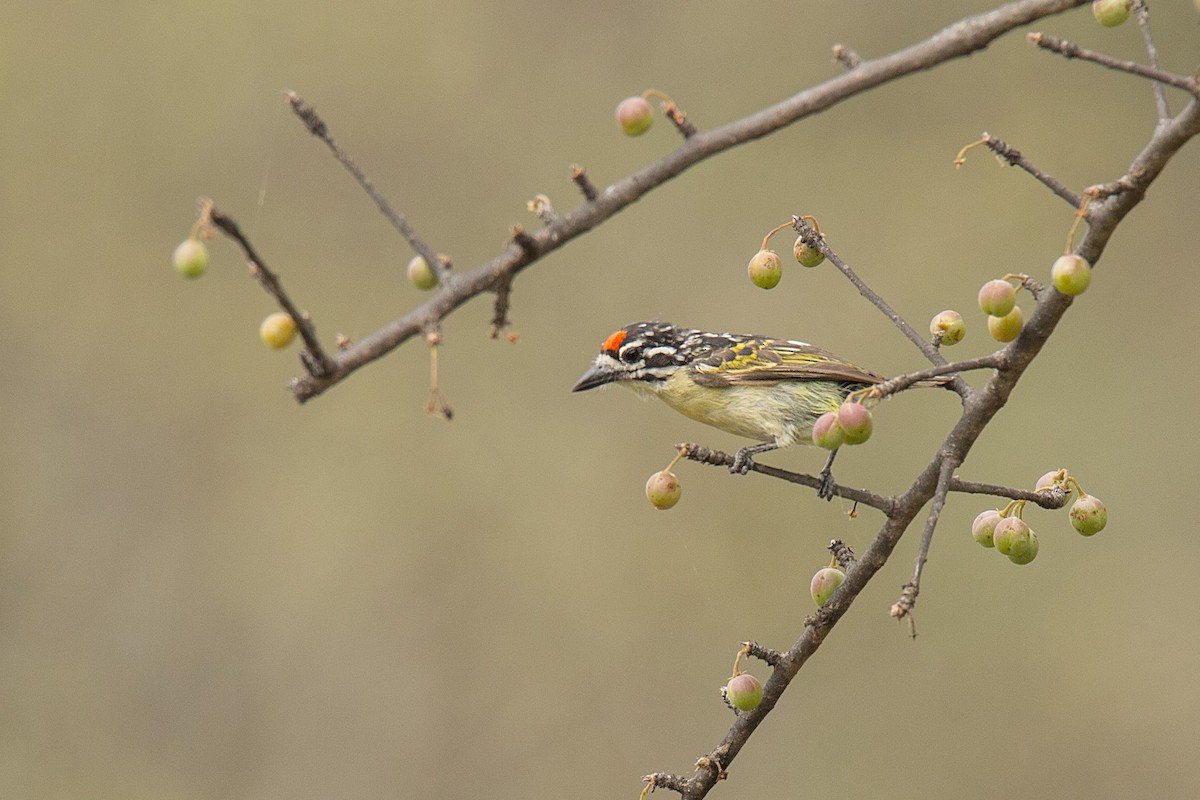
[1070, 495, 1107, 536]
[747, 249, 783, 289]
[811, 411, 845, 450]
[835, 402, 872, 445]
[1092, 0, 1132, 26]
[259, 312, 297, 349]
[1051, 254, 1092, 296]
[987, 306, 1024, 343]
[407, 255, 438, 290]
[930, 310, 966, 345]
[645, 470, 682, 510]
[810, 567, 846, 606]
[992, 517, 1030, 556]
[173, 238, 208, 279]
[615, 96, 654, 136]
[725, 673, 763, 712]
[793, 236, 825, 268]
[972, 509, 1001, 548]
[977, 279, 1016, 317]
[1035, 470, 1067, 493]
[1007, 530, 1039, 565]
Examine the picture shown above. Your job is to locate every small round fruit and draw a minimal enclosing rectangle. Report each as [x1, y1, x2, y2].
[836, 402, 872, 445]
[810, 567, 846, 606]
[1070, 495, 1107, 536]
[992, 517, 1030, 556]
[930, 310, 966, 345]
[977, 279, 1016, 317]
[725, 673, 763, 712]
[987, 306, 1024, 343]
[747, 249, 783, 289]
[1007, 530, 1039, 565]
[1092, 0, 1131, 26]
[972, 509, 1002, 548]
[645, 470, 682, 510]
[1035, 470, 1066, 493]
[407, 255, 438, 290]
[811, 411, 845, 450]
[1051, 254, 1092, 296]
[615, 96, 654, 136]
[173, 238, 209, 279]
[259, 312, 297, 349]
[793, 236, 825, 268]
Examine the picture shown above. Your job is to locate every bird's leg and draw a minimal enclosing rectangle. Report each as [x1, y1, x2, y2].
[817, 448, 839, 501]
[730, 442, 778, 475]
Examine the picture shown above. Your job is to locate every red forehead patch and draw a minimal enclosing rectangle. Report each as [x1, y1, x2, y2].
[601, 329, 627, 354]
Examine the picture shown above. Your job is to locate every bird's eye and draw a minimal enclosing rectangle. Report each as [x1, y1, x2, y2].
[620, 346, 642, 364]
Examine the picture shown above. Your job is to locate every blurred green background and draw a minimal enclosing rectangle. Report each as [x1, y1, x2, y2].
[2, 1, 1197, 797]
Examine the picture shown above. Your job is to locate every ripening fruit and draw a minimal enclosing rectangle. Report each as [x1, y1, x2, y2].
[811, 411, 845, 450]
[1092, 0, 1132, 26]
[1070, 495, 1108, 536]
[725, 673, 764, 712]
[747, 249, 783, 289]
[972, 509, 1002, 548]
[992, 517, 1030, 556]
[1051, 254, 1092, 296]
[835, 402, 872, 445]
[173, 238, 209, 279]
[645, 469, 682, 510]
[407, 255, 438, 290]
[1007, 530, 1039, 565]
[987, 306, 1024, 343]
[259, 312, 297, 349]
[930, 310, 966, 345]
[977, 279, 1016, 317]
[615, 96, 654, 136]
[810, 567, 846, 606]
[793, 236, 826, 268]
[1035, 470, 1067, 493]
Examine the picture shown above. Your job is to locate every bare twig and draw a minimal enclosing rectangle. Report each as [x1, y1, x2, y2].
[1027, 32, 1200, 97]
[978, 133, 1083, 207]
[891, 458, 958, 628]
[1131, 0, 1171, 119]
[949, 477, 1069, 509]
[569, 164, 599, 202]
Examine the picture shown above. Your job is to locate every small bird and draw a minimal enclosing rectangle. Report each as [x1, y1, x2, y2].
[572, 321, 950, 498]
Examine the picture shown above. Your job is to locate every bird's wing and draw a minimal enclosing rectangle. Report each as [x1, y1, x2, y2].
[690, 338, 885, 388]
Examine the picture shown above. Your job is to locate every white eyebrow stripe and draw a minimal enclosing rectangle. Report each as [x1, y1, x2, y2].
[643, 346, 676, 358]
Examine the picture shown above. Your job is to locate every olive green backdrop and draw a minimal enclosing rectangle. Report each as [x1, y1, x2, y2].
[2, 1, 1197, 798]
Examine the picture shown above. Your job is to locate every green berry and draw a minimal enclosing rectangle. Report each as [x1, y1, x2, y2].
[987, 306, 1024, 343]
[992, 517, 1030, 556]
[173, 238, 209, 279]
[615, 96, 654, 136]
[810, 567, 846, 606]
[810, 411, 845, 450]
[930, 310, 966, 345]
[1092, 0, 1132, 26]
[835, 402, 872, 445]
[1051, 254, 1092, 296]
[793, 236, 825, 268]
[977, 279, 1016, 317]
[747, 249, 783, 289]
[259, 312, 297, 349]
[725, 673, 763, 712]
[972, 509, 1002, 548]
[1007, 530, 1039, 565]
[645, 470, 682, 510]
[1070, 495, 1107, 536]
[407, 255, 438, 290]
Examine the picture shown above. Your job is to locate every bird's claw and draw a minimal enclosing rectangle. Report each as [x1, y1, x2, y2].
[729, 450, 754, 475]
[817, 468, 836, 501]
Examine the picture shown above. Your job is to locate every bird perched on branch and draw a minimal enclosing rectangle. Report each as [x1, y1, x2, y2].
[572, 321, 951, 498]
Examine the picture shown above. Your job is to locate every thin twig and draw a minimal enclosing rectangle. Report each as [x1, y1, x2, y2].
[891, 458, 957, 629]
[206, 202, 335, 377]
[949, 477, 1068, 509]
[284, 91, 445, 277]
[871, 354, 1003, 398]
[569, 164, 599, 201]
[1131, 0, 1171, 119]
[1027, 33, 1199, 97]
[979, 133, 1083, 207]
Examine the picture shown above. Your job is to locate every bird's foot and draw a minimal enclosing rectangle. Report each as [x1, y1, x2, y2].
[817, 468, 837, 501]
[729, 449, 755, 475]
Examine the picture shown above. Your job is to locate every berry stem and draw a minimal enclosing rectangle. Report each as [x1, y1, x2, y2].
[760, 221, 796, 251]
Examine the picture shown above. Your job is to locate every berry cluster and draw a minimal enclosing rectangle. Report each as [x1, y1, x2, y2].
[972, 469, 1107, 565]
[745, 218, 825, 291]
[812, 401, 873, 450]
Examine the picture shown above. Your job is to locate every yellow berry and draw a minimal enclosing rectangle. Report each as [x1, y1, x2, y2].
[259, 312, 297, 349]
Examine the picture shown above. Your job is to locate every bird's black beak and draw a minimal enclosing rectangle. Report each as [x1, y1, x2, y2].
[572, 362, 617, 392]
